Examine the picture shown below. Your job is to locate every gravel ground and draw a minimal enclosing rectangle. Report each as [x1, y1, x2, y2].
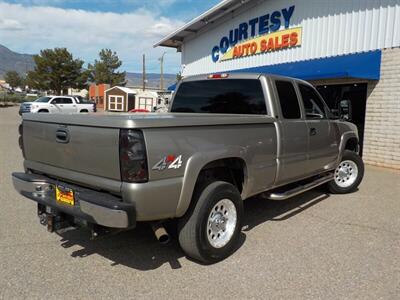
[0, 106, 399, 299]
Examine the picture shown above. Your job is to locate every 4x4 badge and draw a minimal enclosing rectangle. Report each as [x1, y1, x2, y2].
[152, 155, 183, 171]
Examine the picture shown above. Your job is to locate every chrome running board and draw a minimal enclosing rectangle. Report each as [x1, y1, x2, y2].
[266, 173, 334, 201]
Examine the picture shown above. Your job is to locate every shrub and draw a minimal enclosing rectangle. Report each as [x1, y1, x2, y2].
[0, 92, 26, 104]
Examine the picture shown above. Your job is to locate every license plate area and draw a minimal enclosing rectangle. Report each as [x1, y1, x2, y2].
[55, 185, 74, 206]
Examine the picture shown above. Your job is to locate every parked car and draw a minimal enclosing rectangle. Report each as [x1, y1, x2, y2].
[19, 96, 95, 115]
[129, 108, 150, 113]
[12, 73, 364, 263]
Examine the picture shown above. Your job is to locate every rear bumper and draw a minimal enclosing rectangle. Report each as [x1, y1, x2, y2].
[12, 172, 136, 229]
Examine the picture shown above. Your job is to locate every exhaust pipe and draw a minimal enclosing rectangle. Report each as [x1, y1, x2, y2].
[151, 222, 170, 244]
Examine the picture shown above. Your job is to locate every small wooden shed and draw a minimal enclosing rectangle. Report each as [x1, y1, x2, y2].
[104, 86, 137, 112]
[135, 90, 159, 111]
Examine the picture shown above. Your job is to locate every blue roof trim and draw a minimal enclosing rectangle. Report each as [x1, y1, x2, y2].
[167, 83, 177, 91]
[230, 50, 382, 80]
[168, 51, 381, 91]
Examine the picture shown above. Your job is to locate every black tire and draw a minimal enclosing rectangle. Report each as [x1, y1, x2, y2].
[327, 150, 364, 194]
[80, 110, 88, 113]
[178, 181, 243, 264]
[38, 110, 49, 113]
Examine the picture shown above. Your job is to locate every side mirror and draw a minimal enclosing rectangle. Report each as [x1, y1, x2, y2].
[338, 99, 352, 121]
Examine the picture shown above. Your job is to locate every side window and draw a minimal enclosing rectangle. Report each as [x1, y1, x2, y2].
[275, 80, 301, 119]
[61, 98, 73, 104]
[299, 84, 326, 119]
[51, 98, 62, 104]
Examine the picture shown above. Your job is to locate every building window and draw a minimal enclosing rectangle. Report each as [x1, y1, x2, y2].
[108, 95, 124, 111]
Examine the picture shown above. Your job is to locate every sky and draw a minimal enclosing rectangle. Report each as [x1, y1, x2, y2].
[0, 0, 221, 74]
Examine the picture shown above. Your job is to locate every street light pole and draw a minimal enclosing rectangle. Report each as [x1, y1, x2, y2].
[159, 52, 166, 91]
[142, 54, 146, 91]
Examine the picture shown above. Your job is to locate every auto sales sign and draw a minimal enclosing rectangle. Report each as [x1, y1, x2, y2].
[211, 5, 302, 62]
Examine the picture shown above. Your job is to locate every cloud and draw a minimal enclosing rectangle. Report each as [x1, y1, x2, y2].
[14, 0, 65, 5]
[0, 2, 184, 73]
[8, 0, 179, 13]
[122, 0, 178, 7]
[0, 18, 24, 30]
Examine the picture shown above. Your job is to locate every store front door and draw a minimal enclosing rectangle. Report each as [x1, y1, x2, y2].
[316, 83, 368, 156]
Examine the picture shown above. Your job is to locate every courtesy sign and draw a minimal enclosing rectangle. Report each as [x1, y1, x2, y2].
[210, 5, 301, 62]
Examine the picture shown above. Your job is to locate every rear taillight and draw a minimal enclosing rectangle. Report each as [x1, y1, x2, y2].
[119, 129, 148, 183]
[18, 122, 25, 158]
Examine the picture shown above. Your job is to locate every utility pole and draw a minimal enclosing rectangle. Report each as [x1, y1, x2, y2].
[142, 54, 146, 91]
[159, 52, 166, 91]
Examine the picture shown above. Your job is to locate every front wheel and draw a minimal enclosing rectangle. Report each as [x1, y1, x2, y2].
[327, 150, 364, 194]
[178, 181, 243, 264]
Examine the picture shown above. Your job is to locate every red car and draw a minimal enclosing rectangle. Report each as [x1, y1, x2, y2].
[128, 109, 150, 113]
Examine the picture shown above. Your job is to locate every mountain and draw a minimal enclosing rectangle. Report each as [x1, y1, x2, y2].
[0, 44, 35, 78]
[0, 44, 177, 88]
[126, 72, 177, 89]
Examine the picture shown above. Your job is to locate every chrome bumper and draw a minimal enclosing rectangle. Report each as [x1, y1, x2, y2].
[19, 107, 31, 115]
[12, 172, 136, 229]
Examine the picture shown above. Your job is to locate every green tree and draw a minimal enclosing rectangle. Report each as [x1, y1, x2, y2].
[88, 49, 126, 86]
[26, 48, 88, 94]
[176, 72, 183, 82]
[4, 71, 23, 89]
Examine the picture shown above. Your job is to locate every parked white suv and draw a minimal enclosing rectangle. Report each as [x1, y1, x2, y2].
[19, 96, 95, 115]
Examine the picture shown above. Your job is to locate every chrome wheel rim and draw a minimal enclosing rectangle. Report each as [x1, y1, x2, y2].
[334, 160, 358, 188]
[206, 199, 237, 249]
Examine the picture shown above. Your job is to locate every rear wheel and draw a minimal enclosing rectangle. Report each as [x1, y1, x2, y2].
[80, 109, 88, 113]
[178, 181, 243, 264]
[328, 150, 364, 194]
[38, 109, 48, 113]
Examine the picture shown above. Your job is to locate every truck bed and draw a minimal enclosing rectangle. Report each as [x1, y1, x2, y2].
[22, 112, 277, 193]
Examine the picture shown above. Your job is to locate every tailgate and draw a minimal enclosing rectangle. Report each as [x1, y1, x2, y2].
[23, 121, 121, 180]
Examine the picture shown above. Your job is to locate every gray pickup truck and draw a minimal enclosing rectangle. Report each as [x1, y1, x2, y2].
[12, 73, 364, 263]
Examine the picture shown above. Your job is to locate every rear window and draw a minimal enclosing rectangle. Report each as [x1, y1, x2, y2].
[60, 98, 73, 104]
[171, 79, 267, 115]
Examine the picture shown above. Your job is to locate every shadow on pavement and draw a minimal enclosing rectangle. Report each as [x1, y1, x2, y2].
[57, 189, 329, 270]
[243, 189, 330, 232]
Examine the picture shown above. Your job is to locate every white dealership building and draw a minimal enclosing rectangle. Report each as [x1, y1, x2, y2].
[156, 0, 400, 169]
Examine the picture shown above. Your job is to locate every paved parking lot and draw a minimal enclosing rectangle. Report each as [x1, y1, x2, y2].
[0, 106, 399, 299]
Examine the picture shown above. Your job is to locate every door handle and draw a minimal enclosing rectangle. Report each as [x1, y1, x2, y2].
[310, 128, 317, 136]
[56, 128, 70, 143]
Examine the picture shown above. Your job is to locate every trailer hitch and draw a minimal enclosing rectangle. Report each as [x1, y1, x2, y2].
[37, 204, 71, 232]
